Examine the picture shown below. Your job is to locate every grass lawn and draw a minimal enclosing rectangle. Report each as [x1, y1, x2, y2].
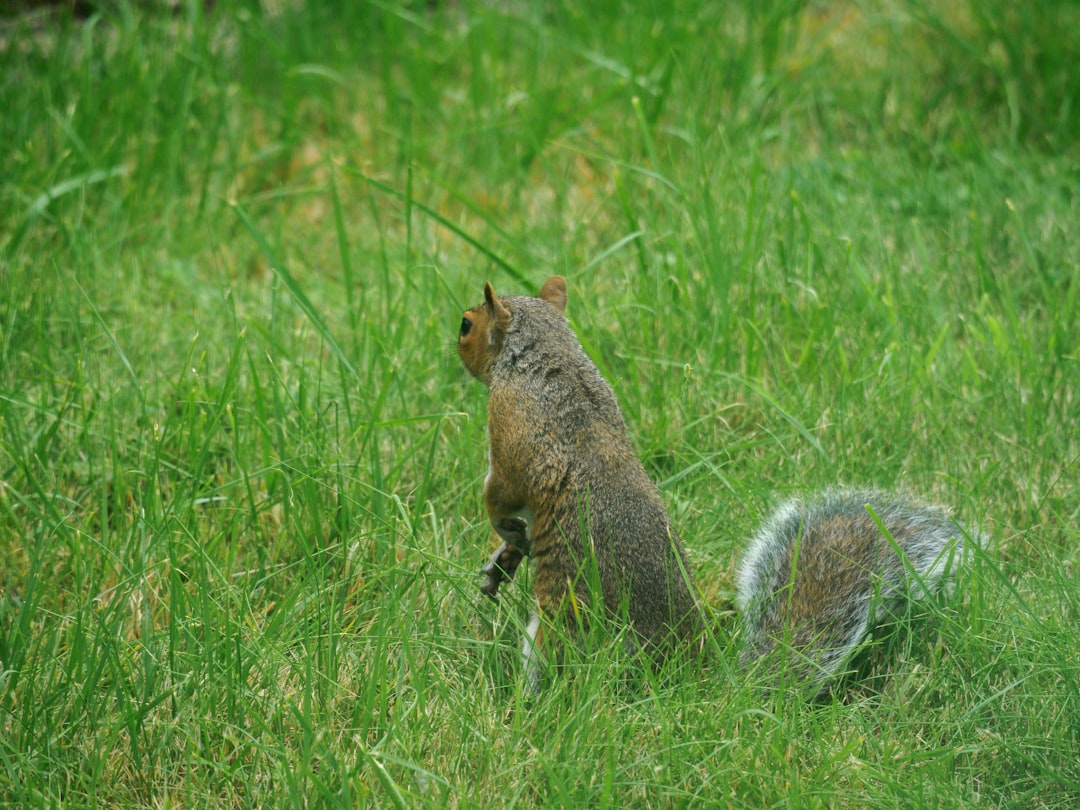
[1, 0, 1078, 806]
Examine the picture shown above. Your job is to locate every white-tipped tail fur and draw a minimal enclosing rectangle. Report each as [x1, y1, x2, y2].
[737, 488, 981, 697]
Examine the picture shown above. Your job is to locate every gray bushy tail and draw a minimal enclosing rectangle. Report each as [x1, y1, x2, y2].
[736, 489, 981, 698]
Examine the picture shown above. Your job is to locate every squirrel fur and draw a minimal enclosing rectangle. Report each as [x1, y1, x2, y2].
[458, 277, 975, 695]
[458, 276, 702, 687]
[737, 488, 975, 697]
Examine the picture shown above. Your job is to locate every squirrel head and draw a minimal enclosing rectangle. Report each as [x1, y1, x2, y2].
[458, 276, 568, 383]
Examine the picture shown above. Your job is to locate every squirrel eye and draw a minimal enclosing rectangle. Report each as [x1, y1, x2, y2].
[459, 316, 472, 338]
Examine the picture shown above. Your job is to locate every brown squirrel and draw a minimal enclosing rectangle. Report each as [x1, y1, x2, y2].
[458, 277, 976, 694]
[458, 276, 702, 687]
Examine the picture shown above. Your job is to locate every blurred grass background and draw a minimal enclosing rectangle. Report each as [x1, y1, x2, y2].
[1, 0, 1078, 806]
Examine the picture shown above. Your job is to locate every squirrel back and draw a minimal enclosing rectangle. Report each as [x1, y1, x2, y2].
[737, 488, 978, 698]
[459, 277, 702, 680]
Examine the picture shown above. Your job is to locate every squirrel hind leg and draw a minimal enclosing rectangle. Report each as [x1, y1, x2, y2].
[521, 612, 545, 694]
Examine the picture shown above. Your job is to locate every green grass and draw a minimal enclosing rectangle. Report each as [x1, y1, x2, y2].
[1, 0, 1078, 806]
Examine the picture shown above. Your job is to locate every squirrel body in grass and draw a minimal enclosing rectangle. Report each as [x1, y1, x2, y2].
[458, 276, 976, 695]
[458, 276, 702, 688]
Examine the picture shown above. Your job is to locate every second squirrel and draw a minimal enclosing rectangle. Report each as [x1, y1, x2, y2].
[458, 277, 975, 695]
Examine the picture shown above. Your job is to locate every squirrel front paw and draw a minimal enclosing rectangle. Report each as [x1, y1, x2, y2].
[480, 542, 525, 599]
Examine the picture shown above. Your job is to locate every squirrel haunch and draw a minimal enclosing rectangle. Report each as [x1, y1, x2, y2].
[459, 277, 702, 686]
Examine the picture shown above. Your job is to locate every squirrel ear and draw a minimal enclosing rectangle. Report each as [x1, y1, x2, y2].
[538, 276, 567, 314]
[484, 282, 512, 330]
